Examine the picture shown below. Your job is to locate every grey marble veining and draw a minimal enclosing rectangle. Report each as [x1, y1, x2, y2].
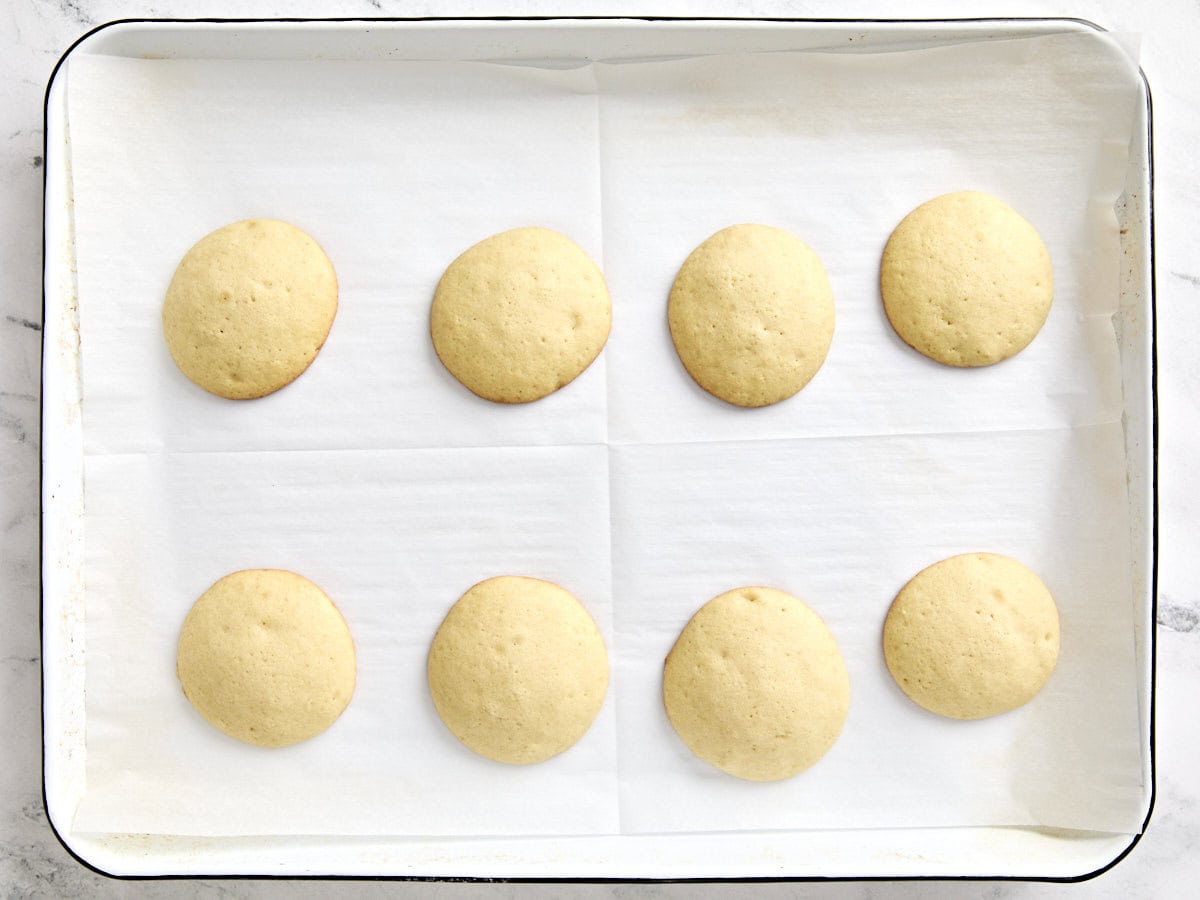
[1159, 597, 1199, 634]
[4, 0, 1199, 897]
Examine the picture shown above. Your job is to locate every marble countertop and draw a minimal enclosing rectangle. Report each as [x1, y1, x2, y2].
[4, 0, 1197, 896]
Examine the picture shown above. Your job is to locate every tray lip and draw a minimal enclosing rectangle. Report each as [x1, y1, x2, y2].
[38, 12, 1158, 885]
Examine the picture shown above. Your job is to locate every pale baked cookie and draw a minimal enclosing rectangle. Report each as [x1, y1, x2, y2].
[176, 569, 356, 748]
[663, 586, 849, 782]
[883, 552, 1060, 720]
[163, 219, 338, 399]
[880, 191, 1053, 366]
[430, 227, 612, 403]
[667, 224, 835, 408]
[427, 575, 609, 764]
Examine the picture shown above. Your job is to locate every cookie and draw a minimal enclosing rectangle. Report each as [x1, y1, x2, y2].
[663, 586, 849, 782]
[667, 224, 835, 408]
[427, 575, 609, 764]
[176, 569, 356, 748]
[882, 552, 1060, 720]
[880, 191, 1053, 366]
[430, 227, 612, 403]
[162, 218, 339, 399]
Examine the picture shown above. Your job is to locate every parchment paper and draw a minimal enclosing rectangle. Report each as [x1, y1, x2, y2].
[66, 30, 1148, 838]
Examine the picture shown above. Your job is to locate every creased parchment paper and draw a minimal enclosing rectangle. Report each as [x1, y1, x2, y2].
[66, 30, 1147, 838]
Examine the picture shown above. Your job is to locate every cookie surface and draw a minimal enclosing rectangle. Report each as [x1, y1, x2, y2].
[883, 552, 1060, 720]
[880, 191, 1053, 366]
[427, 576, 609, 764]
[430, 227, 612, 403]
[163, 218, 338, 399]
[176, 569, 356, 747]
[668, 224, 835, 408]
[663, 586, 849, 782]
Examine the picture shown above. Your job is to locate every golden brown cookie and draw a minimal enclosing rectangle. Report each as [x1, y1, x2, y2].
[162, 218, 339, 399]
[880, 191, 1053, 366]
[663, 586, 849, 781]
[176, 569, 356, 747]
[427, 575, 609, 764]
[430, 227, 612, 403]
[667, 224, 835, 407]
[883, 552, 1060, 719]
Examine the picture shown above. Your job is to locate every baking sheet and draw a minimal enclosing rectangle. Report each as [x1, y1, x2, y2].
[64, 30, 1147, 839]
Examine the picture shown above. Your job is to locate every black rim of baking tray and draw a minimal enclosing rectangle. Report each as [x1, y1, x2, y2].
[39, 13, 1159, 886]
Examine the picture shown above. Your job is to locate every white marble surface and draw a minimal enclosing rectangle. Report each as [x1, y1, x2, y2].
[3, 0, 1197, 896]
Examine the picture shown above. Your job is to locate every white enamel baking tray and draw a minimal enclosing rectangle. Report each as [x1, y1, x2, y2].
[41, 16, 1155, 881]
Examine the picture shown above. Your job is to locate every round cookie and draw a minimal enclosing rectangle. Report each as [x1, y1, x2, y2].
[667, 224, 835, 408]
[427, 575, 609, 764]
[176, 569, 356, 748]
[880, 191, 1053, 366]
[163, 218, 338, 399]
[430, 227, 612, 403]
[882, 552, 1060, 720]
[663, 586, 850, 782]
